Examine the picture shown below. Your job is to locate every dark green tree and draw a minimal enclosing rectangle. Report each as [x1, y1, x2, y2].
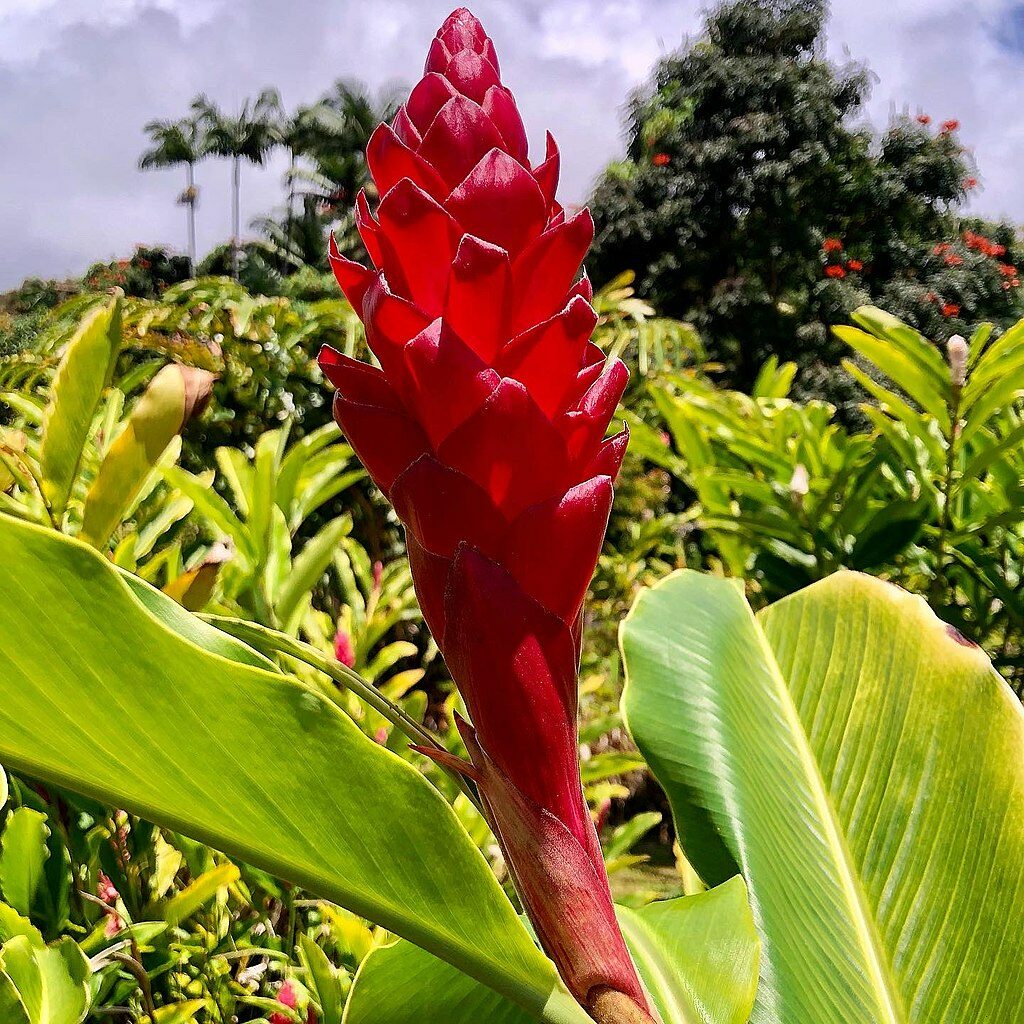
[588, 0, 1022, 396]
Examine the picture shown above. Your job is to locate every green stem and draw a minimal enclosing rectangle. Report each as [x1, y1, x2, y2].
[931, 385, 962, 606]
[200, 615, 484, 812]
[0, 443, 58, 530]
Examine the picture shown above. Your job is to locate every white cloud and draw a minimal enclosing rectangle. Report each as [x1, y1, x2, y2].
[0, 0, 1020, 289]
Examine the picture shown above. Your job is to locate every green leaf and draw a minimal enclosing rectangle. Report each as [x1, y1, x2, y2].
[162, 467, 255, 563]
[0, 810, 49, 918]
[214, 447, 253, 518]
[617, 878, 759, 1024]
[848, 307, 949, 392]
[275, 515, 351, 631]
[0, 935, 88, 1024]
[160, 863, 239, 926]
[834, 323, 950, 431]
[344, 882, 758, 1024]
[621, 569, 1024, 1024]
[603, 812, 662, 866]
[847, 500, 927, 570]
[0, 515, 563, 1018]
[0, 970, 30, 1024]
[39, 298, 121, 517]
[344, 940, 531, 1024]
[81, 364, 213, 548]
[149, 1000, 207, 1023]
[298, 934, 346, 1024]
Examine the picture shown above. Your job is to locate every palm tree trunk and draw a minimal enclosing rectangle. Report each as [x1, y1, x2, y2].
[186, 162, 197, 270]
[231, 155, 241, 280]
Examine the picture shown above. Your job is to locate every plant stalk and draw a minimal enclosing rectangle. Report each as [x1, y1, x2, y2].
[589, 988, 659, 1024]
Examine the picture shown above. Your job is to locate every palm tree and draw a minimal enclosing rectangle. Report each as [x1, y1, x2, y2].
[310, 80, 401, 205]
[139, 116, 207, 267]
[193, 88, 282, 279]
[276, 101, 333, 272]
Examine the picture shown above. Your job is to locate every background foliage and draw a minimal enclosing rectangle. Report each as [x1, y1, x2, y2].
[1, 0, 1022, 1019]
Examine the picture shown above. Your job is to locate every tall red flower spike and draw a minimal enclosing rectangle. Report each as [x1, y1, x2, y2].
[318, 10, 651, 1022]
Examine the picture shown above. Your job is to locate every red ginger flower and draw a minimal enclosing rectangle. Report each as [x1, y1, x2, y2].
[846, 258, 863, 272]
[824, 264, 846, 278]
[822, 237, 843, 253]
[318, 9, 650, 1020]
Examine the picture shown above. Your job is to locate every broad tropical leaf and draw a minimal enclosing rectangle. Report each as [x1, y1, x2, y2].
[344, 879, 759, 1024]
[621, 569, 1024, 1024]
[0, 516, 582, 1024]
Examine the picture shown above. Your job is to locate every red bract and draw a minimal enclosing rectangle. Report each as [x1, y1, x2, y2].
[333, 628, 356, 668]
[318, 8, 650, 1020]
[270, 982, 298, 1024]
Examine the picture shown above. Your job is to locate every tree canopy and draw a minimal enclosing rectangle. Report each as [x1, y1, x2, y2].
[588, 0, 1022, 397]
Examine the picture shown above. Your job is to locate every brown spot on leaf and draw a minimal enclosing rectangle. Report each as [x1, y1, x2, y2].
[945, 623, 979, 648]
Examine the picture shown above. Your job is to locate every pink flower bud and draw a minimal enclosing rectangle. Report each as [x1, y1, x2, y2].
[333, 629, 356, 668]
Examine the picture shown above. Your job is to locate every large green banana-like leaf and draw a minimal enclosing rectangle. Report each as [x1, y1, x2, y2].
[0, 516, 586, 1024]
[344, 878, 759, 1024]
[621, 569, 1024, 1024]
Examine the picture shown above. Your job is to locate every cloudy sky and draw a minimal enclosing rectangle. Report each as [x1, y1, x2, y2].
[0, 0, 1021, 289]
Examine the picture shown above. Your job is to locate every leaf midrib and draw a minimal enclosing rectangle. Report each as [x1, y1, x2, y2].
[750, 603, 906, 1024]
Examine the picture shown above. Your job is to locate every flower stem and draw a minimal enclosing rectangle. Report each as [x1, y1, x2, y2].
[201, 615, 484, 811]
[589, 988, 659, 1024]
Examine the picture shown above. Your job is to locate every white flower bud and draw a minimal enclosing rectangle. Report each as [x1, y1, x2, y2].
[790, 463, 810, 497]
[947, 334, 969, 387]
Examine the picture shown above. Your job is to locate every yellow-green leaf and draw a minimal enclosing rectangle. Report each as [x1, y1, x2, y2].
[622, 569, 1024, 1024]
[81, 364, 214, 548]
[40, 298, 121, 517]
[161, 863, 239, 927]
